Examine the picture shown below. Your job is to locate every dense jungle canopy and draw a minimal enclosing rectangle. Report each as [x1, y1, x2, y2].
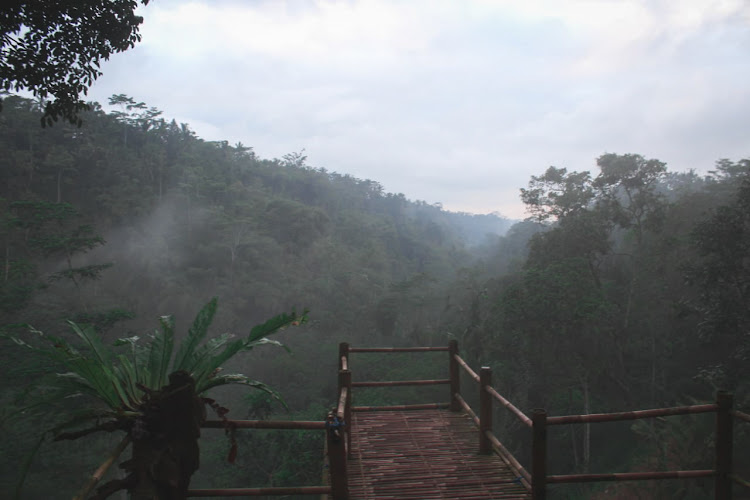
[0, 95, 748, 498]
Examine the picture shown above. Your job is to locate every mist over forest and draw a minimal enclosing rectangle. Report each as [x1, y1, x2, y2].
[0, 94, 748, 499]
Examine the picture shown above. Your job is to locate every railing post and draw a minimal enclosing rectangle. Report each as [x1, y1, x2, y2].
[327, 410, 349, 500]
[339, 342, 350, 370]
[339, 369, 353, 458]
[532, 409, 548, 500]
[449, 340, 460, 411]
[715, 390, 733, 499]
[479, 366, 492, 454]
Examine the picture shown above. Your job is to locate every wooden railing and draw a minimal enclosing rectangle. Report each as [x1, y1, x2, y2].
[75, 391, 351, 500]
[443, 340, 749, 499]
[76, 340, 748, 500]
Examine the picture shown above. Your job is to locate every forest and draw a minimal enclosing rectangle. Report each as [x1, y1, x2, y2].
[0, 94, 748, 499]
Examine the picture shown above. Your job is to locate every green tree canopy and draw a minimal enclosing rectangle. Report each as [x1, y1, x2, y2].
[1, 0, 150, 126]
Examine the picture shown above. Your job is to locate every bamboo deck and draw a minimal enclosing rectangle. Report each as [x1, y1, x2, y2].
[347, 409, 531, 499]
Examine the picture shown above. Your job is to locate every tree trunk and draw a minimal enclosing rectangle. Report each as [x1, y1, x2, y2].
[123, 371, 205, 500]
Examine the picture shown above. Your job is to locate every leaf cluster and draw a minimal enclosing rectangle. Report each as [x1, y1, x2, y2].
[8, 298, 307, 433]
[0, 1, 151, 126]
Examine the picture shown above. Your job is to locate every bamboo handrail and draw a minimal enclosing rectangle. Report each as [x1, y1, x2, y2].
[486, 431, 532, 486]
[188, 486, 332, 496]
[732, 409, 750, 423]
[73, 435, 131, 500]
[454, 354, 480, 382]
[203, 419, 326, 430]
[455, 393, 480, 426]
[351, 378, 450, 388]
[546, 403, 717, 425]
[485, 385, 532, 428]
[353, 402, 450, 412]
[546, 469, 715, 484]
[348, 346, 449, 352]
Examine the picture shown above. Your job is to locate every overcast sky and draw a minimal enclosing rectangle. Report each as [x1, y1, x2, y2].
[86, 0, 750, 219]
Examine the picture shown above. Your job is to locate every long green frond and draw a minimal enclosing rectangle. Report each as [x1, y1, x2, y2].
[67, 321, 110, 366]
[147, 315, 174, 389]
[196, 374, 287, 409]
[173, 297, 217, 371]
[191, 337, 245, 391]
[247, 309, 306, 342]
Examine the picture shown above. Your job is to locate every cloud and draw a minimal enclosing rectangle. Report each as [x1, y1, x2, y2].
[87, 0, 750, 219]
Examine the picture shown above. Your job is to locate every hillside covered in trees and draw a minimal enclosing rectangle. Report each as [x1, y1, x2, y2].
[0, 95, 748, 499]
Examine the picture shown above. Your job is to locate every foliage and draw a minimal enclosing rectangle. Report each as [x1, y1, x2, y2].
[684, 170, 750, 391]
[10, 298, 305, 430]
[0, 1, 151, 126]
[1, 93, 747, 497]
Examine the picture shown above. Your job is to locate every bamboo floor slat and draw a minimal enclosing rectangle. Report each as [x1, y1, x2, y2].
[348, 409, 530, 499]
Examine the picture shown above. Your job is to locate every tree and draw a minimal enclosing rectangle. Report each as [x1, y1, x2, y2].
[686, 172, 750, 391]
[1, 1, 151, 126]
[520, 166, 594, 223]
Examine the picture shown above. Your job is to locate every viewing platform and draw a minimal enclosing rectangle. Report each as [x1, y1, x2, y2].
[348, 408, 529, 499]
[78, 342, 749, 500]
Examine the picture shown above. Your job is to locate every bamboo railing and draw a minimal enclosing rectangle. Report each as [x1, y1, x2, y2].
[442, 340, 748, 499]
[75, 394, 351, 500]
[77, 340, 748, 500]
[187, 393, 351, 498]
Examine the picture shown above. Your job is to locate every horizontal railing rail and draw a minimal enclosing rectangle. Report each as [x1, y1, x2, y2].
[188, 412, 349, 499]
[203, 419, 326, 430]
[351, 378, 450, 388]
[352, 402, 450, 412]
[546, 403, 718, 425]
[546, 469, 715, 484]
[454, 353, 480, 382]
[486, 384, 533, 428]
[188, 486, 333, 497]
[340, 342, 452, 414]
[348, 346, 449, 353]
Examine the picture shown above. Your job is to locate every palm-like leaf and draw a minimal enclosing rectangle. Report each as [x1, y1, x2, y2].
[147, 315, 175, 390]
[173, 297, 217, 372]
[9, 299, 306, 419]
[197, 374, 287, 408]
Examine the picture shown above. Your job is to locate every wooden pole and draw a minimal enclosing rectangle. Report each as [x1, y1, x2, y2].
[449, 340, 460, 412]
[327, 410, 349, 500]
[479, 366, 492, 454]
[339, 369, 353, 458]
[339, 342, 350, 371]
[532, 409, 548, 500]
[715, 391, 733, 499]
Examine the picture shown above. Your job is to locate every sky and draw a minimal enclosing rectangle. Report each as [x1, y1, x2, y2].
[86, 0, 750, 219]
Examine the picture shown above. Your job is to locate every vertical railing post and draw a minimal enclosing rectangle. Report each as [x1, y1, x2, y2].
[449, 340, 460, 411]
[327, 410, 349, 500]
[339, 342, 350, 370]
[532, 409, 548, 500]
[715, 390, 733, 499]
[479, 366, 492, 454]
[339, 369, 353, 458]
